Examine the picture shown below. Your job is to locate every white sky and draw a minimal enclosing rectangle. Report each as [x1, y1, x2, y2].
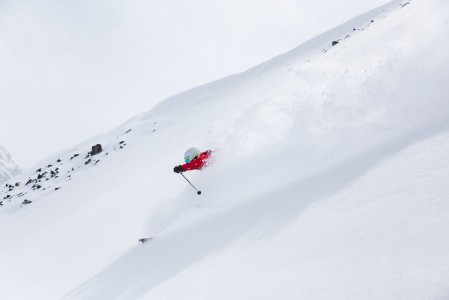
[0, 0, 389, 168]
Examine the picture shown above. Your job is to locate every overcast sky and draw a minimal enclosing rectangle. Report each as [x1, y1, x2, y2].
[0, 0, 389, 168]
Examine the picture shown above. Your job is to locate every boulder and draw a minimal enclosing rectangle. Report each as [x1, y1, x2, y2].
[91, 144, 103, 156]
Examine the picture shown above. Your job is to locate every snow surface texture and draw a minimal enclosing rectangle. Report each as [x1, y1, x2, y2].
[0, 146, 21, 185]
[1, 0, 449, 299]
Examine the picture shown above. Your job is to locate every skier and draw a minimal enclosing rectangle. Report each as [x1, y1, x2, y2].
[173, 147, 212, 173]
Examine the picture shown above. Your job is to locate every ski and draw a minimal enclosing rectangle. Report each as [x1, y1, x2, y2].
[139, 238, 152, 243]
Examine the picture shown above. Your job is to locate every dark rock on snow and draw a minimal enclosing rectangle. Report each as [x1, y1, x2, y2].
[91, 144, 102, 156]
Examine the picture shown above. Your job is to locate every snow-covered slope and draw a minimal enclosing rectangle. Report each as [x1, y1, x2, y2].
[0, 146, 21, 185]
[1, 0, 449, 299]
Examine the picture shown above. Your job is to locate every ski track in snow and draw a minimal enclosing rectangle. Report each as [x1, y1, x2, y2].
[63, 119, 449, 300]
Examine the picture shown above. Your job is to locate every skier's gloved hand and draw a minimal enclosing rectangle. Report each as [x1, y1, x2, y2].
[173, 165, 185, 173]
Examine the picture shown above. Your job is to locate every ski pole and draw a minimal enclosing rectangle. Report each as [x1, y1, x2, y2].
[180, 173, 202, 195]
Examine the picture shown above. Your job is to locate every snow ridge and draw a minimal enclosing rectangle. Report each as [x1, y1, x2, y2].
[0, 146, 21, 185]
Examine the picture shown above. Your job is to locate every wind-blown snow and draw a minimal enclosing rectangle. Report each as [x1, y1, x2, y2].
[1, 0, 449, 299]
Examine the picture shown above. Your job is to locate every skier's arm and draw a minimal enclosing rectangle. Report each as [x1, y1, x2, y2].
[181, 159, 203, 171]
[173, 160, 201, 173]
[181, 151, 211, 171]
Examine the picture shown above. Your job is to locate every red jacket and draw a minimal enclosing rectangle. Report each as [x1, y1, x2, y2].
[182, 150, 212, 171]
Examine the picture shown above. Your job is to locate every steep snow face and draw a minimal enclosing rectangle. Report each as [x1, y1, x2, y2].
[0, 146, 21, 184]
[0, 0, 393, 169]
[1, 0, 449, 299]
[149, 0, 449, 202]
